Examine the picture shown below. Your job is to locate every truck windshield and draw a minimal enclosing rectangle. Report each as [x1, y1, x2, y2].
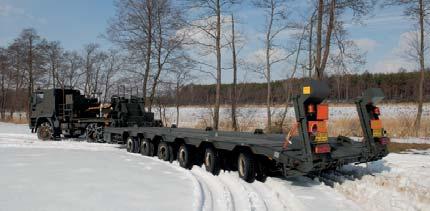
[35, 93, 44, 103]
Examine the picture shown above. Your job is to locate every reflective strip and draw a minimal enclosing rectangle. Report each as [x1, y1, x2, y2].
[373, 129, 383, 138]
[303, 86, 311, 94]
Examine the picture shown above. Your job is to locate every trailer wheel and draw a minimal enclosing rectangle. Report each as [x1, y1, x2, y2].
[178, 144, 193, 169]
[157, 142, 171, 161]
[255, 159, 267, 182]
[204, 147, 221, 175]
[126, 137, 138, 153]
[140, 139, 155, 156]
[238, 151, 256, 183]
[37, 122, 52, 141]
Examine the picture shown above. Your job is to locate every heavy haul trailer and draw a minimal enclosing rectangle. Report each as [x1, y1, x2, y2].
[100, 80, 390, 183]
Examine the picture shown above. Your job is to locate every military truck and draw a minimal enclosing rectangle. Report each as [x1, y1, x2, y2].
[29, 88, 157, 141]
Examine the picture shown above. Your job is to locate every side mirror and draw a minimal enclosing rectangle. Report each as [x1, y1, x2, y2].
[31, 95, 36, 105]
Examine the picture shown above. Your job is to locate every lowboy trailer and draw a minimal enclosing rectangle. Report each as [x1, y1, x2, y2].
[98, 80, 389, 183]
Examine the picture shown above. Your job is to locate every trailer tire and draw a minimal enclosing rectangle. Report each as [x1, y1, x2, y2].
[238, 151, 256, 183]
[178, 145, 193, 169]
[140, 139, 155, 156]
[255, 159, 267, 182]
[126, 137, 138, 153]
[37, 121, 52, 141]
[157, 142, 171, 161]
[204, 147, 221, 175]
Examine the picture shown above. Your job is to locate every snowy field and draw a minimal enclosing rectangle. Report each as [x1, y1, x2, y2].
[0, 122, 429, 211]
[156, 103, 430, 129]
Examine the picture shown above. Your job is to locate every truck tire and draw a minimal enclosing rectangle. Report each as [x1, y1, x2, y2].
[238, 151, 256, 183]
[157, 142, 171, 161]
[255, 159, 267, 182]
[37, 122, 52, 141]
[204, 147, 221, 175]
[126, 137, 138, 153]
[86, 124, 97, 143]
[178, 144, 193, 169]
[140, 139, 155, 156]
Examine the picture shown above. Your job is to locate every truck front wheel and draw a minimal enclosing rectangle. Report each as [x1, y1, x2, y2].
[37, 122, 52, 141]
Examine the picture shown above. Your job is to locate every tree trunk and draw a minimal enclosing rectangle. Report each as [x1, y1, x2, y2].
[308, 14, 314, 78]
[265, 2, 275, 133]
[414, 0, 425, 136]
[319, 0, 336, 79]
[280, 26, 305, 129]
[27, 36, 34, 119]
[231, 14, 238, 131]
[176, 81, 180, 127]
[314, 0, 336, 80]
[148, 8, 163, 112]
[315, 0, 323, 79]
[213, 0, 221, 130]
[143, 0, 153, 110]
[0, 73, 5, 120]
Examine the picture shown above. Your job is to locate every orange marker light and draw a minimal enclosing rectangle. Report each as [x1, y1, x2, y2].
[307, 104, 316, 113]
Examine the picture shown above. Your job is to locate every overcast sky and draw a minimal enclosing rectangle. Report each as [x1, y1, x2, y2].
[0, 0, 420, 83]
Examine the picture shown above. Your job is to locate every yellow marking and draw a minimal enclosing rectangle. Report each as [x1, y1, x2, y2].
[303, 86, 311, 94]
[373, 129, 382, 138]
[315, 132, 328, 143]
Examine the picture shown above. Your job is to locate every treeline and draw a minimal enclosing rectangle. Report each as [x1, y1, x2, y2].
[158, 71, 430, 106]
[0, 29, 126, 119]
[0, 0, 428, 133]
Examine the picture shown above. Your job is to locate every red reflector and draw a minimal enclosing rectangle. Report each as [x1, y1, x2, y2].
[314, 144, 331, 154]
[379, 137, 390, 145]
[373, 107, 380, 115]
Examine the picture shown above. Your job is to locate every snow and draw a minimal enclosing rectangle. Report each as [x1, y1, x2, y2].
[0, 122, 430, 211]
[335, 151, 430, 211]
[390, 137, 430, 144]
[155, 104, 430, 129]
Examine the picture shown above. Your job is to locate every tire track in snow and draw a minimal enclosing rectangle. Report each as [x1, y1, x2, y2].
[190, 170, 215, 211]
[190, 167, 234, 211]
[220, 173, 268, 211]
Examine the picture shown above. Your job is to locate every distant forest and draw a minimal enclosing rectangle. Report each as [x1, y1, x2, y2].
[159, 71, 430, 106]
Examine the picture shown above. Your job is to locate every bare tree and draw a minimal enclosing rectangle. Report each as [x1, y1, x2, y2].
[107, 0, 156, 103]
[278, 23, 308, 130]
[15, 29, 45, 117]
[253, 0, 292, 132]
[187, 0, 240, 130]
[170, 56, 194, 127]
[230, 14, 239, 131]
[0, 48, 8, 119]
[147, 0, 186, 111]
[386, 0, 429, 135]
[82, 43, 107, 97]
[102, 49, 122, 103]
[63, 51, 84, 89]
[41, 41, 64, 89]
[313, 0, 375, 79]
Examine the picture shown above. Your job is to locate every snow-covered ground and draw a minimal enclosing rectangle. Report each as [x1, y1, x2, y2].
[0, 122, 429, 211]
[156, 104, 430, 129]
